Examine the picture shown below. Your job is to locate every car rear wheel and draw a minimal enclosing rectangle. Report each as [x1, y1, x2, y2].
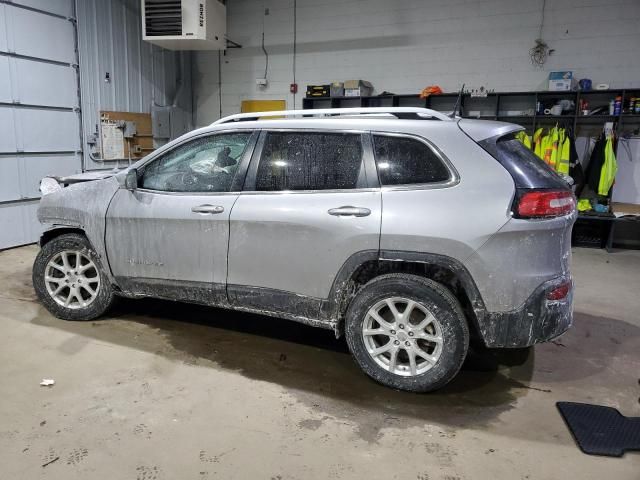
[33, 233, 115, 320]
[345, 274, 469, 392]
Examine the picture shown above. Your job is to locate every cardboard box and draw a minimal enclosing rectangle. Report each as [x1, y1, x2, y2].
[344, 80, 373, 97]
[548, 71, 573, 91]
[306, 84, 330, 98]
[330, 82, 344, 97]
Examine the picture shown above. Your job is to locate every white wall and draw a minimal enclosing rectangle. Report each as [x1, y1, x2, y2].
[193, 0, 640, 126]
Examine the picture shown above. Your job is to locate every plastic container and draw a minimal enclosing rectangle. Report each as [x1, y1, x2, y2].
[614, 95, 622, 115]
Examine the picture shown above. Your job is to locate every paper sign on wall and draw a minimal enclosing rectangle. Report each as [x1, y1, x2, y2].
[101, 123, 124, 160]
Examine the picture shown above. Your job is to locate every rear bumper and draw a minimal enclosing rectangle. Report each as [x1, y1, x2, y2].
[479, 275, 573, 348]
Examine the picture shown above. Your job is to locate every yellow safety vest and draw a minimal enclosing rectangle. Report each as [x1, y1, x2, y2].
[542, 133, 553, 166]
[598, 136, 617, 195]
[556, 134, 570, 174]
[533, 128, 544, 159]
[515, 131, 532, 149]
[549, 127, 559, 169]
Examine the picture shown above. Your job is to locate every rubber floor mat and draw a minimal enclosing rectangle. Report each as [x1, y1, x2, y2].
[557, 402, 640, 457]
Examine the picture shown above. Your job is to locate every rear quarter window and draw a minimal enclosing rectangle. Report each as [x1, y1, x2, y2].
[373, 134, 451, 186]
[479, 133, 569, 190]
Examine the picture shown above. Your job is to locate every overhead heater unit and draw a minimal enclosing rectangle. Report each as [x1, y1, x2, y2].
[142, 0, 226, 50]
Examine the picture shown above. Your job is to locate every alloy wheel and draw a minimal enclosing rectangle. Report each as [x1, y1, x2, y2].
[44, 250, 101, 309]
[362, 297, 443, 376]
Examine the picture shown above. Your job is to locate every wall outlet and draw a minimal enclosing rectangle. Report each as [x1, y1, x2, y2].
[256, 78, 268, 87]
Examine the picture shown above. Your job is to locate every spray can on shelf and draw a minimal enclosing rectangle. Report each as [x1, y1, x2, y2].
[609, 100, 615, 115]
[614, 95, 622, 115]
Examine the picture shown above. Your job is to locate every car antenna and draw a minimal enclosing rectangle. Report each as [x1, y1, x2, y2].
[450, 83, 465, 119]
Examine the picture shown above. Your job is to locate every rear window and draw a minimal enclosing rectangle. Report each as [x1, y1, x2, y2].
[479, 134, 569, 190]
[373, 134, 450, 186]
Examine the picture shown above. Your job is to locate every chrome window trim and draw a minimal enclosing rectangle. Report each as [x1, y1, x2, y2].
[238, 187, 380, 196]
[135, 189, 241, 197]
[371, 131, 460, 191]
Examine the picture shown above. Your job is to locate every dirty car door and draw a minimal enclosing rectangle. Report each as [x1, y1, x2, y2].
[226, 130, 381, 319]
[105, 131, 256, 303]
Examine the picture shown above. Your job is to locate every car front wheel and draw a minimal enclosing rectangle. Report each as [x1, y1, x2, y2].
[32, 233, 115, 320]
[345, 274, 469, 392]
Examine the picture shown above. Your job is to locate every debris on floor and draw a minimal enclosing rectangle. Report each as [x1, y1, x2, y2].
[41, 456, 59, 468]
[39, 379, 55, 387]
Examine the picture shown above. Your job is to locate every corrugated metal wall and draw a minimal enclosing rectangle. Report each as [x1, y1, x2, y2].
[0, 0, 193, 249]
[0, 0, 81, 249]
[76, 0, 192, 171]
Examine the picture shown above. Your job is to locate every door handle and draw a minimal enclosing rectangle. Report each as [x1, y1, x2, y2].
[191, 204, 225, 214]
[328, 206, 371, 217]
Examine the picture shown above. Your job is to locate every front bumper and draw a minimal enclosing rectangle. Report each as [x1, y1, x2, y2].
[479, 275, 573, 348]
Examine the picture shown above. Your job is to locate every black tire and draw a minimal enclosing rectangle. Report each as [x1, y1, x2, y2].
[32, 233, 115, 321]
[345, 274, 469, 393]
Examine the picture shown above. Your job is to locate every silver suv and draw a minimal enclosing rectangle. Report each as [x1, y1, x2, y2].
[33, 107, 576, 392]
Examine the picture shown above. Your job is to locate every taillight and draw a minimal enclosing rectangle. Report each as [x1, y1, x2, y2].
[546, 281, 571, 301]
[515, 190, 575, 218]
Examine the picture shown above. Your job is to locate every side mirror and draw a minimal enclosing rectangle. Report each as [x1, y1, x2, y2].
[124, 168, 138, 190]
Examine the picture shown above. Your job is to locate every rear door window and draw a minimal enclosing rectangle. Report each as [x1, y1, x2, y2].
[373, 134, 451, 186]
[254, 131, 364, 191]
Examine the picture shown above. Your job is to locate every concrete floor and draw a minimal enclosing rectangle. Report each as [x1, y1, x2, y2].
[0, 246, 638, 480]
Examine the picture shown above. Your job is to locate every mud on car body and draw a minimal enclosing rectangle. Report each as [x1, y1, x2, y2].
[34, 107, 576, 392]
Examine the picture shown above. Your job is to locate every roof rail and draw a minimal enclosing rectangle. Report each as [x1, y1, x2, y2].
[211, 107, 452, 125]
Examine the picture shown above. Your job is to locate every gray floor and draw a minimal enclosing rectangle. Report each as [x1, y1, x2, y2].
[0, 245, 638, 479]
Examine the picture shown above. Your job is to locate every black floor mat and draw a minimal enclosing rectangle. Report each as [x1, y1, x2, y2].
[557, 402, 640, 457]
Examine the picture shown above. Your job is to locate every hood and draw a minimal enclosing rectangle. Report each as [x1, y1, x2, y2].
[56, 170, 123, 184]
[39, 169, 125, 196]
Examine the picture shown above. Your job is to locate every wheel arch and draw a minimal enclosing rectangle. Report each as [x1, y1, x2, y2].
[322, 250, 488, 343]
[40, 226, 88, 247]
[38, 226, 119, 288]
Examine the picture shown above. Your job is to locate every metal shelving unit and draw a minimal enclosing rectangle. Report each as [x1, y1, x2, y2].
[303, 89, 640, 135]
[304, 88, 640, 250]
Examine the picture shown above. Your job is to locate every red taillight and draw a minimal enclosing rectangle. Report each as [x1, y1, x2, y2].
[516, 190, 575, 218]
[546, 281, 571, 301]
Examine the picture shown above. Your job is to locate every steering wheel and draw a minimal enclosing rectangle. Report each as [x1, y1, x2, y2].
[180, 171, 200, 188]
[165, 168, 232, 192]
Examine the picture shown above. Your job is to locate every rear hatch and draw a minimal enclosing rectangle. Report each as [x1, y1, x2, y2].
[458, 119, 574, 219]
[459, 119, 576, 309]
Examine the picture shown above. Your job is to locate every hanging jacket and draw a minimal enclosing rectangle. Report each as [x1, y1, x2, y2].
[533, 128, 544, 159]
[598, 136, 617, 196]
[568, 131, 585, 197]
[585, 136, 606, 194]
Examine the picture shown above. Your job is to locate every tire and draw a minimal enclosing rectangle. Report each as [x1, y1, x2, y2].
[32, 233, 115, 321]
[345, 274, 469, 392]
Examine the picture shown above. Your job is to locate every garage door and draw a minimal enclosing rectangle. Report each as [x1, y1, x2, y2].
[0, 0, 81, 249]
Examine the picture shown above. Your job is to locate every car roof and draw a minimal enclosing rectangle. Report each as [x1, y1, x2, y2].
[137, 108, 523, 168]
